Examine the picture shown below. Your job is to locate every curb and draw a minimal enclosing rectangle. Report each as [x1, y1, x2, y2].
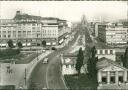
[59, 63, 68, 90]
[61, 74, 68, 90]
[17, 51, 53, 89]
[26, 51, 53, 88]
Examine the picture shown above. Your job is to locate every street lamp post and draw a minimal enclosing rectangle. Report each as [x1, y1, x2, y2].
[37, 50, 39, 61]
[36, 34, 39, 61]
[24, 68, 27, 86]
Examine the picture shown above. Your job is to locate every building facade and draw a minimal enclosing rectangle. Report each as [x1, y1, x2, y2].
[97, 57, 128, 89]
[96, 48, 116, 61]
[97, 23, 107, 42]
[96, 22, 128, 45]
[0, 19, 17, 47]
[94, 22, 99, 37]
[0, 11, 70, 47]
[61, 53, 86, 75]
[106, 23, 128, 44]
[61, 54, 77, 75]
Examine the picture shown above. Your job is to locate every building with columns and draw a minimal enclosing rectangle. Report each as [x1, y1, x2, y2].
[96, 48, 116, 61]
[97, 57, 128, 89]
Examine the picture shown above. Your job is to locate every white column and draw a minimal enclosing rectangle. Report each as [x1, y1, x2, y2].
[107, 71, 110, 84]
[97, 50, 100, 54]
[124, 71, 127, 82]
[98, 71, 101, 83]
[116, 71, 118, 84]
[108, 49, 110, 54]
[103, 50, 105, 54]
[113, 50, 115, 55]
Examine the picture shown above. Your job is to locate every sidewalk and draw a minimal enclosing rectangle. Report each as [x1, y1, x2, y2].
[0, 63, 28, 87]
[98, 84, 128, 89]
[0, 50, 53, 89]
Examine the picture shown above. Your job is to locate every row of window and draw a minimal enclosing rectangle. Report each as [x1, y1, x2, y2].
[96, 50, 113, 55]
[65, 65, 75, 68]
[0, 34, 58, 38]
[17, 23, 40, 26]
[0, 27, 14, 29]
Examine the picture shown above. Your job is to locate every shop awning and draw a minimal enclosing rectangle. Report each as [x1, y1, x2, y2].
[52, 42, 56, 45]
[46, 42, 51, 45]
[27, 43, 31, 46]
[23, 43, 26, 46]
[0, 44, 7, 46]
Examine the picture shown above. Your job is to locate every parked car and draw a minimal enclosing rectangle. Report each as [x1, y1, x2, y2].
[42, 49, 46, 52]
[44, 47, 50, 50]
[43, 58, 48, 64]
[51, 47, 57, 50]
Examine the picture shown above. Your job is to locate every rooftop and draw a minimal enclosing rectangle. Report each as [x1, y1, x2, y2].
[96, 46, 114, 49]
[0, 19, 15, 24]
[13, 12, 63, 21]
[96, 57, 124, 70]
[62, 53, 77, 65]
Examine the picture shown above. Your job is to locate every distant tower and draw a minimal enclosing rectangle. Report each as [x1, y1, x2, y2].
[16, 11, 21, 15]
[127, 1, 128, 23]
[81, 15, 88, 27]
[0, 2, 1, 19]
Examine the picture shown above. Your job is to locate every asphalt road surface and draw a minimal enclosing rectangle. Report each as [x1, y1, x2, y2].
[28, 30, 80, 89]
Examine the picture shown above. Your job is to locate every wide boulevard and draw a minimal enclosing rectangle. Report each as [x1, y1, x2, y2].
[28, 29, 81, 89]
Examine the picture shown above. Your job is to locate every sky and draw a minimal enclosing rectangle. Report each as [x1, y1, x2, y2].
[0, 1, 127, 22]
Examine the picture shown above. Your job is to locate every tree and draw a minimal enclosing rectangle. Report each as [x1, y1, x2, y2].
[121, 47, 128, 68]
[91, 46, 96, 58]
[17, 42, 23, 48]
[121, 55, 125, 67]
[7, 40, 14, 48]
[75, 47, 84, 75]
[87, 46, 98, 78]
[42, 40, 46, 47]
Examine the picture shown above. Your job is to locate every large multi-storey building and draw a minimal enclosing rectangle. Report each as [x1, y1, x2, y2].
[97, 23, 107, 42]
[96, 22, 128, 45]
[0, 11, 70, 47]
[106, 23, 128, 44]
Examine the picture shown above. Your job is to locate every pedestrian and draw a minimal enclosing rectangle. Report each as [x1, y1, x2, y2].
[6, 66, 10, 73]
[8, 69, 10, 74]
[6, 67, 8, 73]
[10, 69, 13, 73]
